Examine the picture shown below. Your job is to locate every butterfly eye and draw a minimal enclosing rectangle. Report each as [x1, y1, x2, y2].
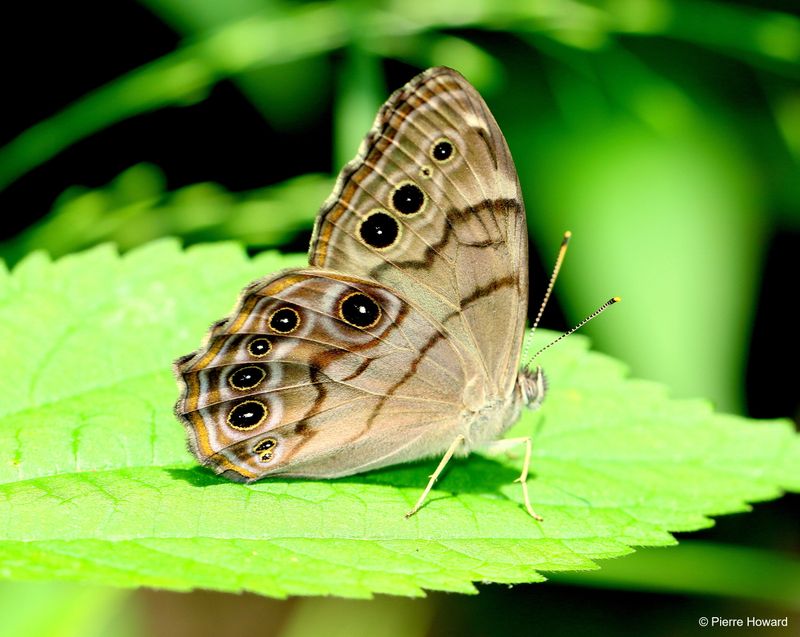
[391, 182, 426, 216]
[431, 138, 454, 163]
[338, 292, 381, 329]
[268, 307, 300, 334]
[228, 365, 267, 391]
[227, 400, 268, 431]
[358, 211, 400, 250]
[247, 337, 272, 358]
[253, 437, 277, 462]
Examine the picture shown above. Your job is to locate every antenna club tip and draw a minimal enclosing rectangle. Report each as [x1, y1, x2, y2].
[612, 296, 622, 303]
[563, 230, 572, 240]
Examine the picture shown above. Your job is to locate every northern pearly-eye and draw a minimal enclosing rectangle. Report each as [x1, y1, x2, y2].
[175, 67, 571, 520]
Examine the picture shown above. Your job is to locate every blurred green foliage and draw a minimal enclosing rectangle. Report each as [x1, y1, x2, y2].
[0, 582, 139, 637]
[0, 165, 332, 263]
[1, 0, 798, 634]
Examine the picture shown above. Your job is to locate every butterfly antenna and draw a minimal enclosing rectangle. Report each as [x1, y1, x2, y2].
[521, 231, 571, 368]
[529, 296, 621, 363]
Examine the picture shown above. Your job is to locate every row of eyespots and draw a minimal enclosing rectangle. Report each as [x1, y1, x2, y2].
[223, 290, 382, 437]
[257, 293, 383, 338]
[358, 137, 454, 250]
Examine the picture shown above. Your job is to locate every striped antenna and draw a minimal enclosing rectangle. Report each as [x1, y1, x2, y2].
[528, 297, 621, 364]
[521, 231, 572, 367]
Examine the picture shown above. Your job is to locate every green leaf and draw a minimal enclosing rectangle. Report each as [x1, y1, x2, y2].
[0, 241, 797, 598]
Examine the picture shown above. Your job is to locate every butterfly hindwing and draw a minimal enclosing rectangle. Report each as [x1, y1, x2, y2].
[175, 270, 481, 480]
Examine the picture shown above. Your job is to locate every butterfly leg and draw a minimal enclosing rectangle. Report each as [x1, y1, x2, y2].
[405, 434, 466, 518]
[482, 436, 543, 521]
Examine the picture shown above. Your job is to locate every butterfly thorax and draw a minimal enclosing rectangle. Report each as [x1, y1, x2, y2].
[460, 366, 546, 452]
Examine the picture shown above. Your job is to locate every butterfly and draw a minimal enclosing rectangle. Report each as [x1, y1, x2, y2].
[174, 66, 551, 519]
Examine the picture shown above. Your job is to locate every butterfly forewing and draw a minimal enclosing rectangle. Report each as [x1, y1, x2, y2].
[309, 67, 528, 396]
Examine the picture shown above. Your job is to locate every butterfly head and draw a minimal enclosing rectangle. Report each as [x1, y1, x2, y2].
[519, 365, 546, 410]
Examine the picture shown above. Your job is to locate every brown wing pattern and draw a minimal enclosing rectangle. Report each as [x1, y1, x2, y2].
[174, 270, 481, 480]
[309, 67, 528, 397]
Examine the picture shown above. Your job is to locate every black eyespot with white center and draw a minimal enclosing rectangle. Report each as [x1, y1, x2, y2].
[431, 138, 454, 163]
[338, 292, 381, 329]
[247, 337, 272, 357]
[269, 307, 300, 334]
[392, 182, 426, 216]
[358, 211, 400, 250]
[253, 437, 277, 462]
[228, 365, 267, 391]
[227, 400, 267, 431]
